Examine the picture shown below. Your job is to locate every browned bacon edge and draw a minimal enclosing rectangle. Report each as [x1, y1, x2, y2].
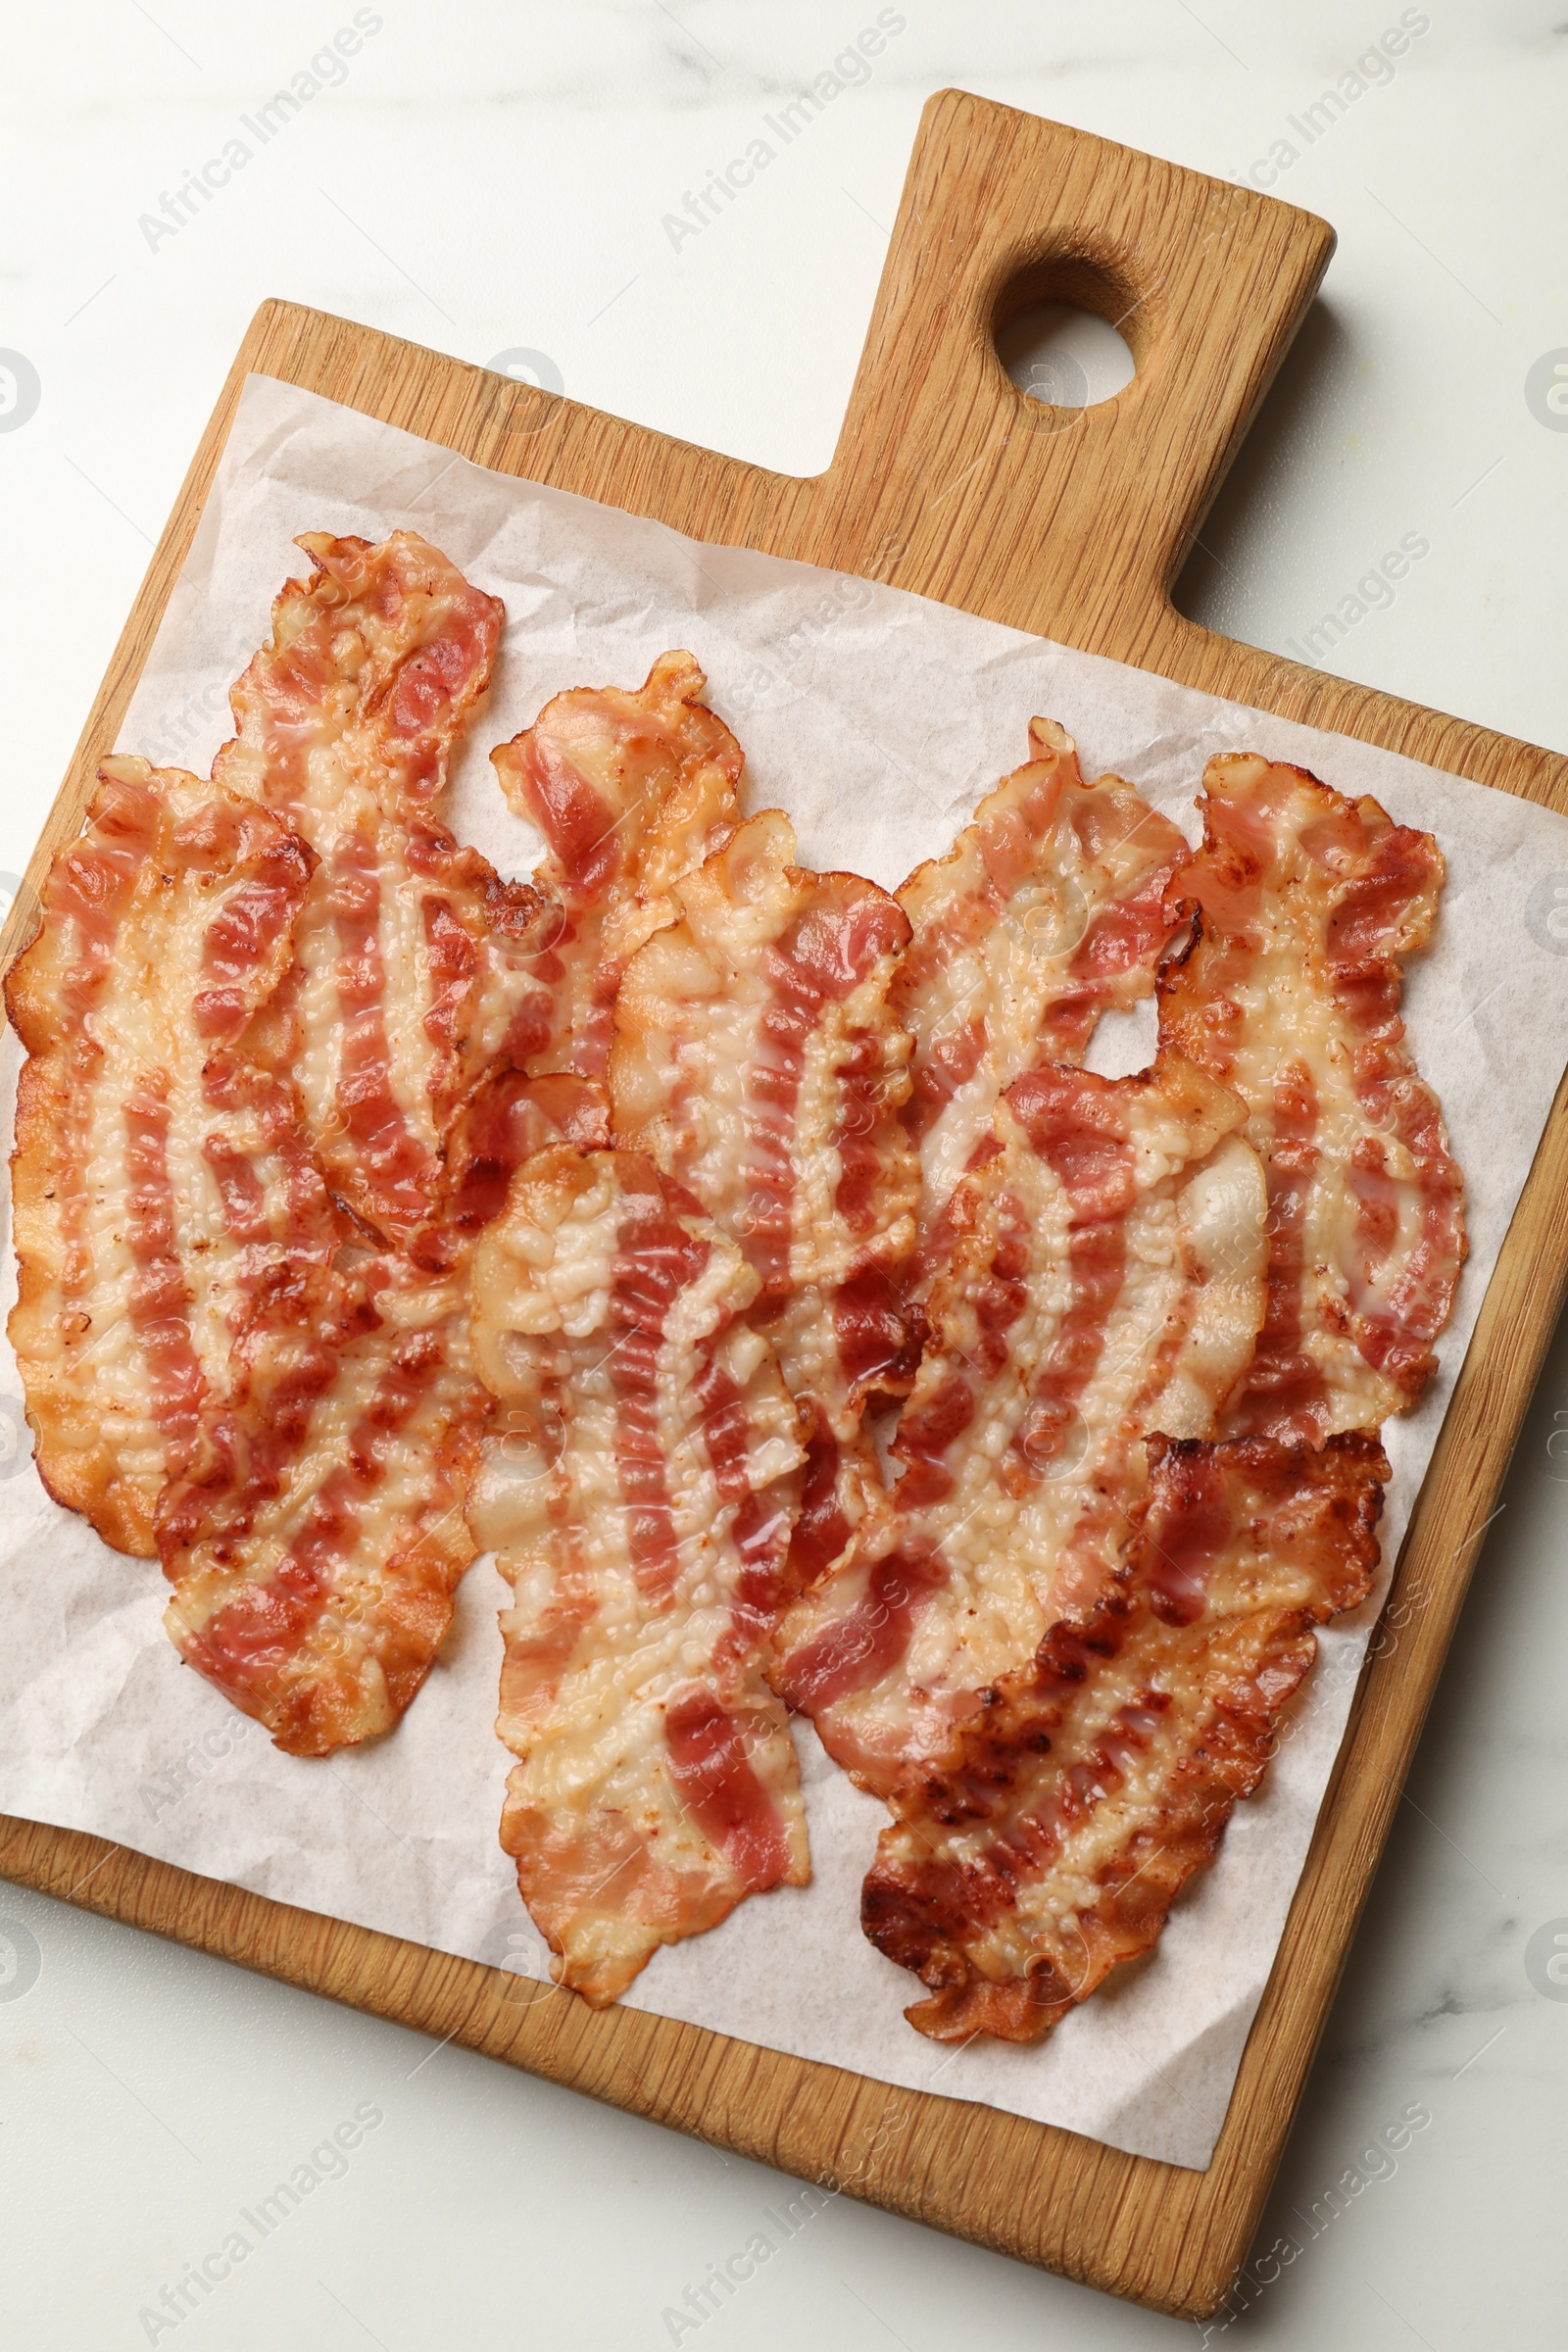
[861, 1430, 1389, 2043]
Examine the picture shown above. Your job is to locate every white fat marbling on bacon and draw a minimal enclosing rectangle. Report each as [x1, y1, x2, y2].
[491, 650, 743, 1080]
[468, 1148, 806, 2006]
[215, 530, 556, 1243]
[895, 717, 1187, 1232]
[610, 809, 920, 1587]
[7, 759, 323, 1556]
[1159, 753, 1466, 1442]
[862, 1431, 1388, 2043]
[770, 1054, 1267, 1797]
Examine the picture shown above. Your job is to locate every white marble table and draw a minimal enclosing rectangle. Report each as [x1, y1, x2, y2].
[2, 5, 1565, 2345]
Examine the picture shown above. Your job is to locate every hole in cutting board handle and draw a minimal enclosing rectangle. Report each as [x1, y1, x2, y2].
[993, 257, 1141, 418]
[998, 305, 1136, 411]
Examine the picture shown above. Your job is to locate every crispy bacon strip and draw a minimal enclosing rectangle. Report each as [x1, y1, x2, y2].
[896, 717, 1186, 1226]
[468, 1147, 808, 2005]
[862, 1431, 1389, 2042]
[1159, 754, 1466, 1441]
[157, 1249, 484, 1755]
[770, 1054, 1267, 1796]
[155, 1064, 610, 1752]
[491, 651, 743, 1080]
[610, 809, 920, 1585]
[216, 531, 557, 1244]
[7, 759, 327, 1555]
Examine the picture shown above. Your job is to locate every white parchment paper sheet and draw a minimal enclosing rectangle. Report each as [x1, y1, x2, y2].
[2, 373, 1565, 2169]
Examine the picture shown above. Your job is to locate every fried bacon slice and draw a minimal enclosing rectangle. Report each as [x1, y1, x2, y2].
[770, 1054, 1268, 1797]
[7, 758, 329, 1556]
[895, 717, 1186, 1227]
[862, 1430, 1389, 2042]
[1159, 754, 1466, 1442]
[490, 651, 743, 1080]
[215, 530, 557, 1244]
[154, 1069, 610, 1753]
[467, 1147, 808, 2005]
[157, 1250, 484, 1755]
[609, 809, 920, 1585]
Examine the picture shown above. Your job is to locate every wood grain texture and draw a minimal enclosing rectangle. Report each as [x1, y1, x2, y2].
[4, 92, 1566, 2320]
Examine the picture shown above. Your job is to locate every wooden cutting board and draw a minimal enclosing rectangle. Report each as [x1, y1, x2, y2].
[4, 90, 1565, 2322]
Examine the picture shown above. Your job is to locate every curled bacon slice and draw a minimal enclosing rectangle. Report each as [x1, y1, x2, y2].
[157, 1250, 485, 1755]
[862, 1430, 1388, 2042]
[770, 1054, 1267, 1796]
[468, 1147, 808, 2005]
[491, 651, 743, 1080]
[411, 1069, 610, 1274]
[7, 759, 325, 1555]
[610, 809, 920, 1583]
[1159, 754, 1466, 1442]
[895, 717, 1186, 1227]
[216, 531, 556, 1244]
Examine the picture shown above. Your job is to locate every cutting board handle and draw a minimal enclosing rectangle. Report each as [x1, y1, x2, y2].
[826, 91, 1335, 657]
